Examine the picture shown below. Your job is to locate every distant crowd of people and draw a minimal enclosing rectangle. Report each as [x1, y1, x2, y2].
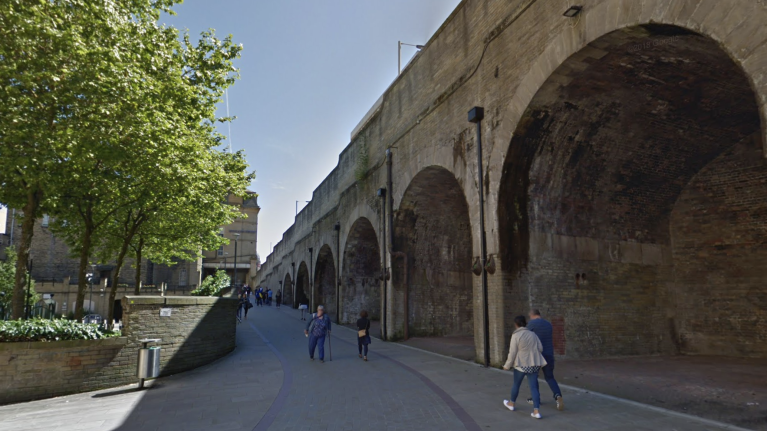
[236, 285, 283, 321]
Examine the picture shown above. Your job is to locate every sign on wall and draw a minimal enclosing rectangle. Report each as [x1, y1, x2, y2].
[160, 308, 172, 317]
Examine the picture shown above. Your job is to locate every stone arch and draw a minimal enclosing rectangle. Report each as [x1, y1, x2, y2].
[393, 165, 474, 341]
[313, 244, 337, 318]
[281, 272, 293, 308]
[341, 217, 381, 324]
[295, 261, 310, 309]
[497, 24, 766, 358]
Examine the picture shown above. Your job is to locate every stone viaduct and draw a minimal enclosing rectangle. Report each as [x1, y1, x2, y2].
[256, 0, 767, 365]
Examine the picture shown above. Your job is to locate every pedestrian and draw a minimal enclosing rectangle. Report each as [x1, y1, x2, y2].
[503, 315, 547, 419]
[357, 310, 372, 361]
[244, 284, 252, 300]
[237, 294, 250, 320]
[275, 291, 281, 308]
[527, 309, 564, 411]
[267, 288, 273, 306]
[304, 305, 332, 363]
[256, 287, 263, 307]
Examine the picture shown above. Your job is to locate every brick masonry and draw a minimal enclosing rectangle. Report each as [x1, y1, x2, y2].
[0, 296, 237, 404]
[255, 0, 767, 365]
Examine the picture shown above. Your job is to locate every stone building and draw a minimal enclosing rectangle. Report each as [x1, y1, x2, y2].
[256, 0, 767, 365]
[0, 192, 259, 315]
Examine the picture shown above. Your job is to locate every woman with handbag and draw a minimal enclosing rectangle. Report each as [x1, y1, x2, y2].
[357, 310, 372, 361]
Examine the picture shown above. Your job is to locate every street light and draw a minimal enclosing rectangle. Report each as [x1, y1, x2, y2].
[398, 41, 424, 75]
[232, 233, 240, 290]
[88, 264, 96, 317]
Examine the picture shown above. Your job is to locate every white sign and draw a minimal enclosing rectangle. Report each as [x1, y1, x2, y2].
[160, 308, 172, 317]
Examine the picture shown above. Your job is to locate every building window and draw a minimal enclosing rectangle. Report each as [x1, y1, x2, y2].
[41, 214, 50, 228]
[218, 246, 224, 256]
[179, 268, 187, 287]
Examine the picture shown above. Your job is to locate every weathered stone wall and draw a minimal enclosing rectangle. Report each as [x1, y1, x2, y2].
[0, 296, 237, 404]
[256, 0, 767, 364]
[670, 135, 767, 358]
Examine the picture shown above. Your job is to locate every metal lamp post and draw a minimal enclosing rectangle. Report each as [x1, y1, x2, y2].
[25, 258, 33, 319]
[232, 233, 240, 290]
[89, 264, 96, 316]
[398, 41, 424, 75]
[1, 291, 6, 321]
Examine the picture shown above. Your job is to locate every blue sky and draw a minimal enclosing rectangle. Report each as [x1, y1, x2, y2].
[162, 0, 461, 261]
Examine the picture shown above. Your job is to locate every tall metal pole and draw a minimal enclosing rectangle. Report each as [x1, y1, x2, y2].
[469, 106, 490, 368]
[398, 41, 402, 75]
[233, 235, 239, 291]
[308, 248, 314, 311]
[25, 259, 33, 319]
[334, 222, 341, 324]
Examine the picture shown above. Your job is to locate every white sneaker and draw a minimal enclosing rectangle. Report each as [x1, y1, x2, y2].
[556, 396, 564, 411]
[531, 412, 542, 419]
[503, 400, 515, 411]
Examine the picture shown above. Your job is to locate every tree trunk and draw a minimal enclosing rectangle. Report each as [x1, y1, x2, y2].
[107, 242, 129, 330]
[75, 221, 94, 321]
[134, 236, 144, 295]
[12, 187, 42, 319]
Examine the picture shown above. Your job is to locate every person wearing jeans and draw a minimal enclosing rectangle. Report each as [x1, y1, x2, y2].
[527, 309, 564, 411]
[304, 305, 332, 362]
[503, 315, 547, 419]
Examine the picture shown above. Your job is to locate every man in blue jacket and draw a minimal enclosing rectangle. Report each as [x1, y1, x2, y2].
[304, 305, 332, 363]
[527, 309, 564, 411]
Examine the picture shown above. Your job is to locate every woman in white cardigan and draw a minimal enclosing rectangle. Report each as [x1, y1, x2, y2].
[503, 315, 547, 419]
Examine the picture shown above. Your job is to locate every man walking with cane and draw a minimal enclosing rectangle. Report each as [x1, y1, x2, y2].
[304, 305, 332, 363]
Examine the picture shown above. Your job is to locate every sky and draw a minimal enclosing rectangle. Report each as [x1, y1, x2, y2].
[162, 0, 462, 262]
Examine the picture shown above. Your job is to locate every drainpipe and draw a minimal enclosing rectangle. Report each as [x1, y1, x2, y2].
[386, 149, 409, 341]
[469, 106, 491, 368]
[308, 247, 314, 311]
[291, 262, 295, 308]
[334, 222, 341, 324]
[377, 187, 387, 340]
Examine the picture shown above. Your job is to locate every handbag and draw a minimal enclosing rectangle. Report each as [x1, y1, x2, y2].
[358, 329, 366, 337]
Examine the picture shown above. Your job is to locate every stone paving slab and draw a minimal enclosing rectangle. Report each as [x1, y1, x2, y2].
[0, 304, 753, 431]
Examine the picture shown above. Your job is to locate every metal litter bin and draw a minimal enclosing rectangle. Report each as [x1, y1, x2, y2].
[137, 338, 161, 388]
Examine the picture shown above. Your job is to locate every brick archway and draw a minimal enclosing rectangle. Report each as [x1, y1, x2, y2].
[282, 272, 293, 308]
[341, 217, 381, 324]
[295, 261, 310, 309]
[393, 166, 474, 342]
[498, 24, 766, 359]
[313, 244, 336, 318]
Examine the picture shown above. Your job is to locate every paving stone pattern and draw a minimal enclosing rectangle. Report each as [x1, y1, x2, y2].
[0, 304, 751, 431]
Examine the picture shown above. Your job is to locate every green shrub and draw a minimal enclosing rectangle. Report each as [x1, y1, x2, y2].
[191, 270, 231, 297]
[0, 318, 121, 342]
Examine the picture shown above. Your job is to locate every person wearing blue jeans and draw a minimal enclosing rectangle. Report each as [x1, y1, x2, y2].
[503, 315, 547, 419]
[527, 309, 564, 411]
[304, 305, 332, 363]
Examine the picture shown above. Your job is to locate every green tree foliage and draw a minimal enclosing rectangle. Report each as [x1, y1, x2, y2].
[191, 270, 231, 297]
[0, 1, 252, 321]
[0, 250, 39, 317]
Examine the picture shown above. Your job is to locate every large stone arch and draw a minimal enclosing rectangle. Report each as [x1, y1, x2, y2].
[295, 261, 310, 309]
[497, 23, 766, 358]
[341, 217, 381, 324]
[313, 244, 337, 318]
[392, 165, 474, 342]
[281, 272, 293, 308]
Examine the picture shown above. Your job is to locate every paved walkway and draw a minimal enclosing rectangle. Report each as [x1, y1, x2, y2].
[0, 305, 752, 431]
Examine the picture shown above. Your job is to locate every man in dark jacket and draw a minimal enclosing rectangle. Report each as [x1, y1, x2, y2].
[527, 309, 564, 411]
[304, 305, 332, 362]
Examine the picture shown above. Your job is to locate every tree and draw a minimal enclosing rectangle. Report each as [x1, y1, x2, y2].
[1, 0, 249, 320]
[0, 0, 183, 319]
[0, 250, 39, 318]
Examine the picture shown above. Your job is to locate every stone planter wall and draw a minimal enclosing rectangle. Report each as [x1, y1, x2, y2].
[0, 295, 237, 404]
